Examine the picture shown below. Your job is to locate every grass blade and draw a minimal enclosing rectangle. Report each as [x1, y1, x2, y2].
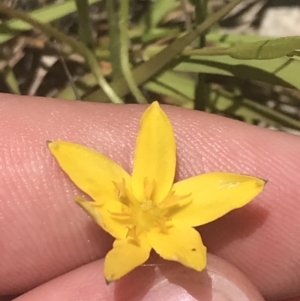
[84, 0, 244, 101]
[0, 2, 122, 103]
[75, 0, 94, 47]
[0, 0, 101, 45]
[119, 0, 147, 103]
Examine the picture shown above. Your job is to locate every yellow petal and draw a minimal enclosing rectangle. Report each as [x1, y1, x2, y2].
[75, 197, 128, 239]
[170, 172, 266, 227]
[104, 234, 151, 282]
[147, 222, 206, 271]
[132, 102, 176, 203]
[48, 141, 131, 204]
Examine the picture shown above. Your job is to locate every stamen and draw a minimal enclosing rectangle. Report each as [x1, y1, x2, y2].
[144, 178, 155, 200]
[75, 195, 102, 205]
[108, 203, 132, 220]
[108, 211, 131, 218]
[156, 218, 169, 234]
[160, 191, 191, 209]
[113, 179, 127, 199]
[91, 203, 104, 208]
[126, 226, 139, 242]
[113, 178, 131, 206]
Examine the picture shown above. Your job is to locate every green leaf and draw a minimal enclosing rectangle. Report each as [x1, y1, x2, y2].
[210, 90, 300, 130]
[58, 73, 94, 100]
[206, 32, 272, 46]
[57, 69, 300, 130]
[141, 27, 180, 43]
[58, 70, 194, 106]
[0, 1, 122, 103]
[0, 0, 101, 45]
[176, 55, 300, 90]
[84, 0, 244, 101]
[226, 36, 300, 60]
[147, 71, 300, 130]
[106, 0, 122, 78]
[75, 0, 94, 47]
[148, 0, 178, 29]
[141, 0, 177, 31]
[119, 0, 147, 103]
[145, 71, 194, 107]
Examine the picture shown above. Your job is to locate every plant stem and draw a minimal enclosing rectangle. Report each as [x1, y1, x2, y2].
[193, 0, 209, 111]
[106, 0, 122, 78]
[0, 2, 123, 103]
[119, 0, 147, 103]
[84, 0, 244, 102]
[75, 0, 94, 48]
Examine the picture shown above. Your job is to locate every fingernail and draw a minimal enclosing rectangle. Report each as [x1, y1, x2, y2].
[114, 254, 265, 301]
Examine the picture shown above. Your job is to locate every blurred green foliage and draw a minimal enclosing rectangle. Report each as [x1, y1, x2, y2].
[0, 0, 299, 130]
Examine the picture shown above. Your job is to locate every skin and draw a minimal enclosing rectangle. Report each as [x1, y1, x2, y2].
[0, 93, 299, 301]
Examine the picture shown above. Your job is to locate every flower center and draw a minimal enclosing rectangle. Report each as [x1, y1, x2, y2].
[111, 179, 191, 241]
[134, 199, 162, 229]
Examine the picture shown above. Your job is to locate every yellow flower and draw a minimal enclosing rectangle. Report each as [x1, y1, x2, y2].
[48, 101, 266, 282]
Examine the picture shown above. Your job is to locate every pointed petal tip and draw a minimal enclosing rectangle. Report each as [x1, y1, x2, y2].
[194, 263, 207, 273]
[258, 177, 268, 186]
[46, 140, 52, 146]
[105, 278, 112, 285]
[149, 100, 161, 111]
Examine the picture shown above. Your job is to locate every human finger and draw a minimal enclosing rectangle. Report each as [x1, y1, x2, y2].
[12, 254, 264, 301]
[0, 94, 299, 300]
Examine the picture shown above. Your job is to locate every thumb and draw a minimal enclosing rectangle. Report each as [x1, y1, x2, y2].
[13, 254, 264, 301]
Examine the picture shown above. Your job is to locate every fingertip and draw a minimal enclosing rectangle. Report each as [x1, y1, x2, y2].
[13, 254, 264, 301]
